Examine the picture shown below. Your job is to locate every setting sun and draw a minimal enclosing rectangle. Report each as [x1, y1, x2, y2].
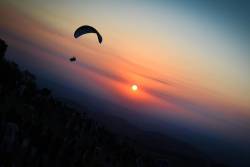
[131, 84, 138, 92]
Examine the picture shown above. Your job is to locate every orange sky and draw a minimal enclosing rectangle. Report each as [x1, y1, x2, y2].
[1, 1, 250, 147]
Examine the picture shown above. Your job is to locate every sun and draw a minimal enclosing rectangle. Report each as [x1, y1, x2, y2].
[131, 84, 138, 92]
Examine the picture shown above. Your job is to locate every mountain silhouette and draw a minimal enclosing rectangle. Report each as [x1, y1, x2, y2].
[0, 38, 228, 167]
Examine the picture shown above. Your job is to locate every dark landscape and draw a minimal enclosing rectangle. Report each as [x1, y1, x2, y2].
[0, 39, 230, 167]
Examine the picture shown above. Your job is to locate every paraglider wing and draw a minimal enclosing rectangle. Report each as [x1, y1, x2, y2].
[69, 57, 76, 62]
[74, 25, 102, 44]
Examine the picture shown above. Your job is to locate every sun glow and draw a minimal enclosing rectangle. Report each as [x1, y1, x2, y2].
[131, 84, 138, 92]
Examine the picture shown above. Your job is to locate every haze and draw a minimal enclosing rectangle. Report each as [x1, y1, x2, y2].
[1, 0, 249, 166]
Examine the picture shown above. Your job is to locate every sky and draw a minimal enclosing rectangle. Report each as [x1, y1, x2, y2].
[0, 0, 250, 166]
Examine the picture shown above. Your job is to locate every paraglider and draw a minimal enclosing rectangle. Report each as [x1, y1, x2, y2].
[74, 25, 102, 44]
[70, 25, 103, 62]
[69, 57, 76, 62]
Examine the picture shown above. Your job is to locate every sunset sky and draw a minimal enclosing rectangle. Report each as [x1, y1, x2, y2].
[1, 0, 250, 165]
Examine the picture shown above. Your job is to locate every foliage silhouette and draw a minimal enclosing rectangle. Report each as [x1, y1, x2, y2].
[0, 38, 226, 167]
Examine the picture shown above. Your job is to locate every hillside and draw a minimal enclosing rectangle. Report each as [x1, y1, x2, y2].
[0, 38, 225, 167]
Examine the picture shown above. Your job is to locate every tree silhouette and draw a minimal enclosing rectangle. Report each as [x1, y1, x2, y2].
[0, 38, 222, 167]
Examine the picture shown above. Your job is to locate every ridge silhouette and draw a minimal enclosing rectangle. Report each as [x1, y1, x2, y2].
[0, 38, 227, 167]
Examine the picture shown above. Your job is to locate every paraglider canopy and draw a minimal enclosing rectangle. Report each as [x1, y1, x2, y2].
[74, 25, 102, 44]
